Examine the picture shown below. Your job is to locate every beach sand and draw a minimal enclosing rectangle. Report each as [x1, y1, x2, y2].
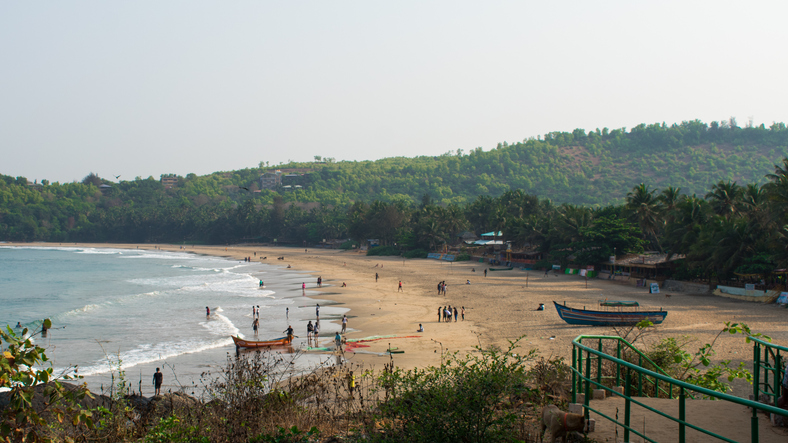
[10, 243, 788, 391]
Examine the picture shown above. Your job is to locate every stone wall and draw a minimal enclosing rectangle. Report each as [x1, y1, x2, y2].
[662, 280, 712, 295]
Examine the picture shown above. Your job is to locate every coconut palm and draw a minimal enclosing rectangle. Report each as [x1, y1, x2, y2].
[705, 180, 743, 219]
[626, 183, 662, 251]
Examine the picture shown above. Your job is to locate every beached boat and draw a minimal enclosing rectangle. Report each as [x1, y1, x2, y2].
[231, 335, 292, 348]
[553, 301, 667, 326]
[488, 267, 514, 271]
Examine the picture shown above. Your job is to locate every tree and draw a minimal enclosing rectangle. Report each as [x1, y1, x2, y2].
[572, 215, 645, 265]
[81, 173, 103, 187]
[705, 180, 743, 219]
[626, 183, 663, 251]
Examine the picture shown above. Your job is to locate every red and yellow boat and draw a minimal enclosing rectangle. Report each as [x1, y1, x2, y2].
[231, 335, 293, 348]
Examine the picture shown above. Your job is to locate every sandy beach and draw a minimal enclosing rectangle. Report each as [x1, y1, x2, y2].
[195, 244, 788, 375]
[8, 242, 788, 398]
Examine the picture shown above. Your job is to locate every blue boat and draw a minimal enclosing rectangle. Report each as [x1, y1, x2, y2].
[553, 301, 667, 326]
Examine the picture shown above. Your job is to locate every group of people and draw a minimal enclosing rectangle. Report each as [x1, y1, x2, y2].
[437, 281, 448, 295]
[306, 319, 321, 342]
[252, 305, 261, 336]
[438, 305, 464, 322]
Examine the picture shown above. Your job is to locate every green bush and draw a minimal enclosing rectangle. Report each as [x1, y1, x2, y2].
[403, 249, 428, 258]
[534, 259, 554, 270]
[455, 253, 471, 261]
[374, 339, 537, 443]
[366, 246, 400, 256]
[339, 240, 358, 250]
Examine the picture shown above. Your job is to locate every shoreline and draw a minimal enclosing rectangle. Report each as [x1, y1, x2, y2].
[5, 242, 788, 398]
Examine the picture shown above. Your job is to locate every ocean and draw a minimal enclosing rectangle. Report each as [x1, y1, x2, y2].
[0, 245, 341, 396]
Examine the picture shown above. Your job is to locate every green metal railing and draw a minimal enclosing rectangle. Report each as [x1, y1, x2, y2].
[572, 335, 788, 443]
[572, 335, 688, 401]
[751, 336, 787, 407]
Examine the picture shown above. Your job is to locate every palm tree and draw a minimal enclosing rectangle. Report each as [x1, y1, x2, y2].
[657, 186, 683, 224]
[705, 180, 743, 219]
[626, 183, 662, 251]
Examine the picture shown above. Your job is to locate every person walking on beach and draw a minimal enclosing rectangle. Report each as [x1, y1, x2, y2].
[205, 306, 210, 318]
[153, 368, 163, 396]
[335, 332, 343, 352]
[307, 321, 314, 341]
[484, 269, 488, 277]
[252, 305, 256, 317]
[252, 318, 259, 337]
[438, 307, 442, 322]
[375, 273, 379, 282]
[461, 306, 465, 321]
[453, 307, 458, 322]
[341, 315, 348, 333]
[302, 282, 306, 292]
[398, 281, 403, 292]
[316, 304, 320, 319]
[437, 282, 441, 295]
[286, 307, 289, 319]
[443, 283, 448, 296]
[317, 276, 322, 287]
[348, 371, 355, 398]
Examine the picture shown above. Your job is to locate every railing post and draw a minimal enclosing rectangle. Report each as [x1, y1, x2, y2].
[679, 386, 686, 443]
[585, 348, 591, 423]
[624, 368, 631, 443]
[578, 342, 584, 397]
[753, 341, 759, 403]
[638, 355, 644, 397]
[752, 342, 760, 443]
[779, 352, 785, 400]
[572, 345, 577, 404]
[597, 339, 603, 386]
[616, 339, 622, 387]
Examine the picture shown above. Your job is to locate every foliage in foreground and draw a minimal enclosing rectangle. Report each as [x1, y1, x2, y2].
[0, 322, 94, 443]
[608, 321, 769, 397]
[374, 339, 541, 443]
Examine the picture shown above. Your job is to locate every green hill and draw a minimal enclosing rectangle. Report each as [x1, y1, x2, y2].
[250, 119, 788, 206]
[2, 119, 788, 243]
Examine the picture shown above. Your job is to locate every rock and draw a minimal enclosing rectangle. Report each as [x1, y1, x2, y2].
[0, 382, 112, 416]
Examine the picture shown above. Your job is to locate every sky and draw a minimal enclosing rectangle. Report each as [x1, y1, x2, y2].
[2, 1, 788, 184]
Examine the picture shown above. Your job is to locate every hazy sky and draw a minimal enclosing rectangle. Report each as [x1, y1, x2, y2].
[2, 1, 787, 184]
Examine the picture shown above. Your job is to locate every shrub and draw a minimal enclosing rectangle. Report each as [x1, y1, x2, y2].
[366, 246, 400, 256]
[402, 249, 428, 258]
[455, 253, 471, 261]
[374, 338, 537, 443]
[339, 240, 358, 250]
[0, 322, 94, 442]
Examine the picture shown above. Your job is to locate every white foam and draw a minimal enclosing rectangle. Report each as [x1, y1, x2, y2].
[201, 311, 239, 337]
[71, 336, 235, 376]
[63, 303, 103, 316]
[75, 248, 123, 255]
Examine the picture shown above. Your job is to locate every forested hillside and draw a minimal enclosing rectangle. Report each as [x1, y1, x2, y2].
[276, 119, 788, 206]
[2, 119, 788, 248]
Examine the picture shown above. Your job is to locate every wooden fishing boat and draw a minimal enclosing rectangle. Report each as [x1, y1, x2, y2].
[231, 335, 292, 348]
[488, 267, 514, 271]
[553, 301, 667, 326]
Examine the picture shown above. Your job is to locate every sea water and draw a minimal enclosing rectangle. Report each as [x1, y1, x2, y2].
[0, 246, 342, 396]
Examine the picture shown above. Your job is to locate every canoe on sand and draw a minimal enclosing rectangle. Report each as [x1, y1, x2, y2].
[232, 335, 292, 348]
